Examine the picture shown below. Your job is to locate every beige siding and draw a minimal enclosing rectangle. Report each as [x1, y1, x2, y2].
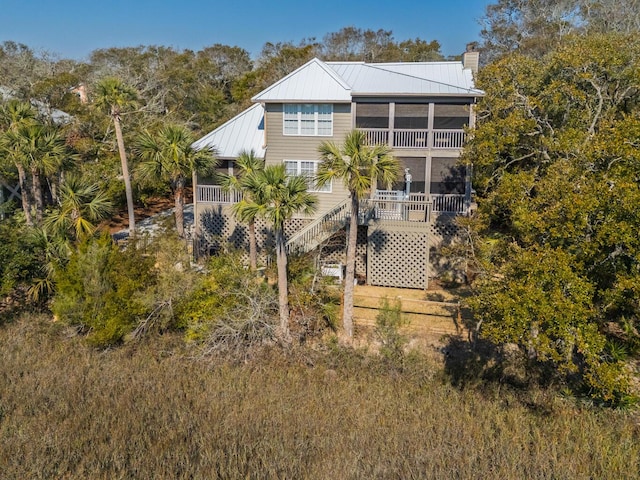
[264, 103, 352, 217]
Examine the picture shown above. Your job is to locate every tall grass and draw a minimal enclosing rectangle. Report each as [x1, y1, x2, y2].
[1, 315, 639, 479]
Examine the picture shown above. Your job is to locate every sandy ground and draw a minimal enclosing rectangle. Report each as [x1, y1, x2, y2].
[351, 284, 473, 350]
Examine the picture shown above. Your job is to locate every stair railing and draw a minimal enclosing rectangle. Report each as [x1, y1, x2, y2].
[285, 198, 351, 254]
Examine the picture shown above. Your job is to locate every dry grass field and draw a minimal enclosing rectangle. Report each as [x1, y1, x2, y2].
[1, 312, 639, 479]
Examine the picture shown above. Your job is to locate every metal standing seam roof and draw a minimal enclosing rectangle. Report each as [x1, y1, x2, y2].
[326, 61, 484, 96]
[194, 58, 485, 160]
[251, 58, 352, 103]
[191, 103, 266, 159]
[251, 58, 484, 102]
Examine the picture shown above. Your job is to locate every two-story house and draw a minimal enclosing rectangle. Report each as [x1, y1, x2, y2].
[192, 53, 483, 289]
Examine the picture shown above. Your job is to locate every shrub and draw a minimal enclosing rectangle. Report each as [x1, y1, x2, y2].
[177, 251, 279, 357]
[52, 234, 155, 346]
[375, 297, 408, 367]
[51, 233, 199, 347]
[0, 221, 43, 298]
[287, 252, 340, 341]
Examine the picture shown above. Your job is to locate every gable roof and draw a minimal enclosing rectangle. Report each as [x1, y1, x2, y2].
[192, 103, 265, 159]
[252, 58, 483, 103]
[196, 58, 484, 160]
[252, 58, 352, 103]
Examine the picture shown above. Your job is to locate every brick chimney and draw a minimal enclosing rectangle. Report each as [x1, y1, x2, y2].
[462, 43, 479, 73]
[71, 83, 88, 104]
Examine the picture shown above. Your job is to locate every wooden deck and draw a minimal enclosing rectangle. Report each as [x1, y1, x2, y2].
[351, 285, 473, 347]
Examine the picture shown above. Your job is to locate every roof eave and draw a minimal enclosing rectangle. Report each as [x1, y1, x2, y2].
[257, 99, 352, 103]
[351, 91, 485, 98]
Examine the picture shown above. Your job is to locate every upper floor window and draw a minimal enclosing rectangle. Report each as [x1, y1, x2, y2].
[284, 160, 331, 193]
[283, 104, 333, 136]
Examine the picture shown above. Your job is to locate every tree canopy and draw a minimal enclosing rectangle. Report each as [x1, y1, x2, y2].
[463, 32, 640, 402]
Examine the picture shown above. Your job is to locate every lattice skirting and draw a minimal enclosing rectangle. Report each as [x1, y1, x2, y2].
[428, 218, 464, 280]
[367, 226, 429, 289]
[196, 207, 462, 287]
[196, 209, 308, 262]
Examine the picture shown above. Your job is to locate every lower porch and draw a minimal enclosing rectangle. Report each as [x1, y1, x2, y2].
[196, 185, 469, 217]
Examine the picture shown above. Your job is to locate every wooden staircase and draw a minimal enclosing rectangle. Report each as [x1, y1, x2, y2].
[285, 199, 351, 254]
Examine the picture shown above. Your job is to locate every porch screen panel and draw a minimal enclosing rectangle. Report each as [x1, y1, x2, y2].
[398, 157, 427, 193]
[384, 156, 426, 192]
[433, 104, 469, 130]
[395, 104, 429, 129]
[430, 157, 465, 194]
[355, 103, 389, 128]
[209, 159, 232, 183]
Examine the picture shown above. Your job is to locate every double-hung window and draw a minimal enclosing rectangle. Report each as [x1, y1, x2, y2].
[283, 104, 333, 136]
[284, 160, 331, 193]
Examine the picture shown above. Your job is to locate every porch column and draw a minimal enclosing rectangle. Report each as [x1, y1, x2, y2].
[427, 103, 435, 148]
[388, 102, 396, 148]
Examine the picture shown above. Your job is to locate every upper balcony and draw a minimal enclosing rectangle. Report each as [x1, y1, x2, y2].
[358, 128, 466, 150]
[355, 101, 471, 150]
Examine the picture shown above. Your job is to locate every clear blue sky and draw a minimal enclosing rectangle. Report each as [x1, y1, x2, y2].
[2, 0, 492, 60]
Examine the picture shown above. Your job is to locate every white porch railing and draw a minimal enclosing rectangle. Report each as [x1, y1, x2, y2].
[285, 199, 351, 254]
[431, 194, 466, 213]
[432, 129, 466, 149]
[358, 128, 466, 149]
[361, 191, 432, 223]
[362, 128, 390, 146]
[197, 185, 242, 204]
[393, 129, 429, 148]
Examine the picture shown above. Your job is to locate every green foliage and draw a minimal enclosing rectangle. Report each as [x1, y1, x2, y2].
[0, 221, 43, 299]
[44, 174, 112, 242]
[375, 298, 409, 366]
[317, 129, 400, 199]
[287, 253, 340, 338]
[135, 123, 217, 236]
[464, 32, 640, 403]
[52, 235, 154, 346]
[479, 0, 640, 61]
[51, 232, 205, 347]
[177, 251, 279, 355]
[469, 247, 617, 386]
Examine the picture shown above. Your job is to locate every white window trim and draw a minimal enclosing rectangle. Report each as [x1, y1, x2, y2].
[283, 104, 333, 137]
[283, 160, 332, 193]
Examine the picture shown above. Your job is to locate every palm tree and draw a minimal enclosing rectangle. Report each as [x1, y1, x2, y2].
[135, 124, 217, 238]
[220, 149, 265, 270]
[243, 164, 316, 340]
[94, 77, 138, 236]
[0, 100, 37, 224]
[9, 124, 67, 224]
[317, 129, 400, 338]
[44, 174, 112, 242]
